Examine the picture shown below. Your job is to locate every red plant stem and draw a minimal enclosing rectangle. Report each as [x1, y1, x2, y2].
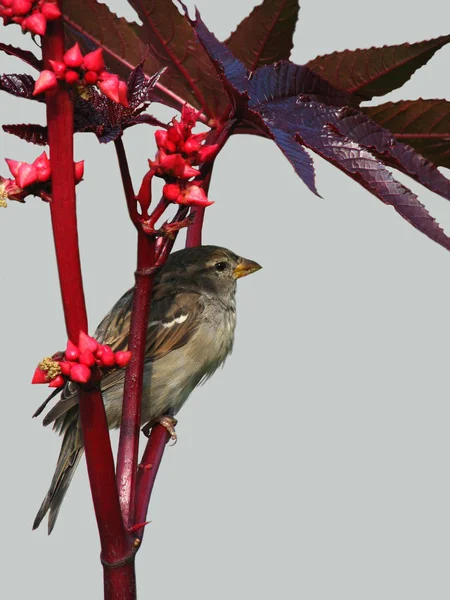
[42, 2, 130, 585]
[186, 124, 231, 247]
[114, 138, 139, 225]
[134, 425, 170, 540]
[115, 140, 157, 528]
[103, 562, 137, 600]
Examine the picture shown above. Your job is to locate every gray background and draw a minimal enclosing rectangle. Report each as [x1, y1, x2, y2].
[1, 0, 450, 598]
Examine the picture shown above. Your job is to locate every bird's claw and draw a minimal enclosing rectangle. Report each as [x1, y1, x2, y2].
[142, 415, 178, 445]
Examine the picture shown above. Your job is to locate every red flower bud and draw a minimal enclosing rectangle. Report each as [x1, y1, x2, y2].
[59, 361, 73, 376]
[155, 130, 168, 149]
[74, 160, 84, 182]
[11, 0, 31, 15]
[17, 163, 37, 188]
[22, 11, 46, 35]
[32, 151, 50, 171]
[96, 344, 116, 367]
[98, 76, 120, 104]
[82, 48, 105, 73]
[2, 0, 13, 8]
[163, 183, 181, 202]
[65, 70, 80, 85]
[64, 43, 83, 68]
[65, 339, 79, 361]
[40, 2, 62, 20]
[115, 351, 132, 368]
[78, 331, 98, 354]
[5, 158, 22, 179]
[32, 367, 48, 384]
[196, 144, 219, 164]
[48, 374, 65, 388]
[70, 363, 91, 384]
[181, 184, 214, 207]
[167, 122, 184, 145]
[181, 104, 199, 127]
[159, 153, 187, 178]
[83, 70, 98, 85]
[118, 80, 129, 107]
[79, 350, 95, 367]
[1, 7, 14, 17]
[33, 70, 57, 95]
[48, 60, 66, 79]
[182, 164, 200, 178]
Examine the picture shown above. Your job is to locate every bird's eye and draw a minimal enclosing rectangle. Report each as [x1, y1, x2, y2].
[214, 261, 228, 272]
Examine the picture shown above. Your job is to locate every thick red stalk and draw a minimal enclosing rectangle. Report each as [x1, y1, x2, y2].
[114, 139, 157, 528]
[135, 425, 170, 540]
[103, 562, 137, 600]
[42, 2, 130, 587]
[116, 232, 156, 527]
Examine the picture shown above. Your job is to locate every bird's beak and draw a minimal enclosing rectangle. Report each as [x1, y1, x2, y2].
[233, 257, 262, 280]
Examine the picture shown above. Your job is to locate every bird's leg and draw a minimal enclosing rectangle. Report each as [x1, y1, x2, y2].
[142, 415, 178, 444]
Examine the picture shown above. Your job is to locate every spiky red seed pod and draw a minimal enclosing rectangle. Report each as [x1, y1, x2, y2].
[78, 331, 98, 354]
[96, 345, 116, 367]
[17, 163, 37, 188]
[65, 339, 80, 361]
[182, 164, 200, 178]
[196, 144, 219, 164]
[115, 351, 132, 368]
[181, 184, 214, 207]
[33, 70, 57, 95]
[167, 122, 184, 145]
[22, 11, 46, 35]
[11, 0, 32, 16]
[48, 59, 66, 79]
[83, 70, 98, 85]
[40, 2, 61, 20]
[82, 47, 105, 73]
[48, 374, 65, 388]
[118, 80, 129, 107]
[70, 363, 91, 384]
[31, 367, 48, 384]
[79, 350, 96, 367]
[74, 160, 84, 182]
[159, 153, 187, 178]
[163, 183, 181, 202]
[65, 70, 80, 85]
[97, 76, 120, 104]
[32, 151, 50, 171]
[59, 361, 73, 376]
[5, 158, 22, 179]
[155, 130, 168, 149]
[63, 42, 84, 69]
[183, 137, 202, 154]
[36, 167, 51, 182]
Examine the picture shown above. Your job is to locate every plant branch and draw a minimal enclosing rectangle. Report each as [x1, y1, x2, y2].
[115, 138, 158, 528]
[42, 0, 129, 577]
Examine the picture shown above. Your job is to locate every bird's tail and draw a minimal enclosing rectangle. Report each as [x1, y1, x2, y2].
[33, 421, 84, 534]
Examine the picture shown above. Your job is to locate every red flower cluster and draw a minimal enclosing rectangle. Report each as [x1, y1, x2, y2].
[152, 105, 218, 208]
[32, 331, 132, 388]
[1, 151, 84, 205]
[0, 0, 61, 35]
[33, 43, 129, 106]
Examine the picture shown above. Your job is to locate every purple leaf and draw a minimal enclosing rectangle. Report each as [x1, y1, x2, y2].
[363, 99, 450, 168]
[225, 0, 300, 70]
[296, 127, 450, 252]
[2, 124, 48, 146]
[0, 43, 42, 70]
[192, 13, 450, 252]
[307, 35, 450, 101]
[0, 73, 43, 102]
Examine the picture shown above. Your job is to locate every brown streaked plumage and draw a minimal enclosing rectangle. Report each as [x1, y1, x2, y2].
[33, 246, 261, 533]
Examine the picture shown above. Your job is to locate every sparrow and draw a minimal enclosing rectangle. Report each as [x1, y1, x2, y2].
[33, 245, 261, 533]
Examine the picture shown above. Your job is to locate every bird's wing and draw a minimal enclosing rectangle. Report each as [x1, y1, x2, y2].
[96, 285, 205, 360]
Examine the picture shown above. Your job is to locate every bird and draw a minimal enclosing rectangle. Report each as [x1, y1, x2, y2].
[33, 245, 261, 533]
